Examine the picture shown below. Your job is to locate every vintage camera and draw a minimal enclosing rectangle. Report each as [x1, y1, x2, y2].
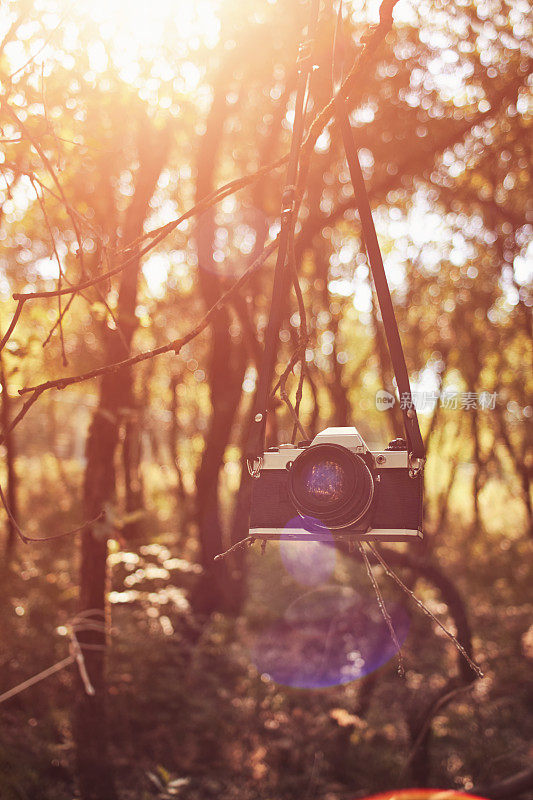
[249, 427, 423, 542]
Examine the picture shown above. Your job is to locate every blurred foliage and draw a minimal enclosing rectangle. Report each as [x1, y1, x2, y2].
[0, 0, 532, 798]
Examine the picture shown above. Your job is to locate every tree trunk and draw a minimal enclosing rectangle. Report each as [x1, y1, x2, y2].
[192, 67, 249, 614]
[471, 406, 484, 533]
[74, 378, 121, 800]
[73, 116, 171, 800]
[169, 374, 186, 501]
[0, 353, 18, 561]
[121, 400, 144, 541]
[193, 252, 248, 611]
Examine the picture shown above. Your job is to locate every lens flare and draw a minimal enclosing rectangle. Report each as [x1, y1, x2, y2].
[250, 585, 410, 689]
[280, 517, 336, 586]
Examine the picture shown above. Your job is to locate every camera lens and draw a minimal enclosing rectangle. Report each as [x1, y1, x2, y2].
[288, 443, 374, 530]
[302, 460, 347, 502]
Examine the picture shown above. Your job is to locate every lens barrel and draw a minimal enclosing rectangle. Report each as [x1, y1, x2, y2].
[288, 443, 374, 530]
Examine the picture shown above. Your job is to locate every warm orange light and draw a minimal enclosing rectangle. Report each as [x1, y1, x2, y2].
[359, 791, 489, 800]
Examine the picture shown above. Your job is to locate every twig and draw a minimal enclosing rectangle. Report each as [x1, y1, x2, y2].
[288, 229, 309, 440]
[41, 292, 75, 351]
[118, 156, 287, 257]
[359, 542, 405, 677]
[0, 0, 400, 361]
[7, 2, 74, 81]
[30, 177, 68, 364]
[0, 1, 403, 456]
[69, 627, 96, 696]
[280, 383, 309, 440]
[0, 483, 104, 544]
[272, 339, 307, 399]
[0, 611, 105, 706]
[0, 299, 23, 354]
[103, 0, 399, 263]
[3, 103, 86, 278]
[24, 172, 101, 236]
[214, 535, 254, 561]
[0, 387, 44, 442]
[366, 543, 483, 678]
[275, 335, 309, 442]
[294, 0, 401, 203]
[0, 8, 31, 59]
[29, 176, 124, 353]
[0, 655, 75, 705]
[0, 239, 278, 440]
[8, 160, 284, 313]
[402, 681, 474, 773]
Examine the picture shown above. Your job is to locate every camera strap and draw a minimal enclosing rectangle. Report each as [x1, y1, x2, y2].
[247, 14, 425, 473]
[246, 5, 318, 476]
[335, 93, 425, 463]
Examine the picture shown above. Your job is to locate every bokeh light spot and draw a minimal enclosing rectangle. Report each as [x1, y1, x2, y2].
[251, 585, 410, 689]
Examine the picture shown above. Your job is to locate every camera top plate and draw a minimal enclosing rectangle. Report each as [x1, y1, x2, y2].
[261, 426, 410, 471]
[311, 426, 366, 451]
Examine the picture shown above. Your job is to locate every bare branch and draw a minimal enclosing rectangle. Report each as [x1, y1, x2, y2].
[3, 102, 86, 277]
[366, 543, 484, 678]
[0, 300, 23, 354]
[30, 177, 68, 364]
[108, 0, 400, 262]
[1, 0, 400, 361]
[359, 542, 405, 677]
[0, 239, 279, 441]
[0, 483, 103, 544]
[6, 2, 74, 81]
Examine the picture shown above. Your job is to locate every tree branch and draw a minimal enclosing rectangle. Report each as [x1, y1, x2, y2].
[0, 238, 279, 441]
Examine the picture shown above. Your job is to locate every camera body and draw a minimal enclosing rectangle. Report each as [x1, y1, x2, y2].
[249, 427, 423, 542]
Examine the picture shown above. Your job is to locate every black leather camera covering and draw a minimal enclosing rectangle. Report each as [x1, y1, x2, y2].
[249, 467, 423, 534]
